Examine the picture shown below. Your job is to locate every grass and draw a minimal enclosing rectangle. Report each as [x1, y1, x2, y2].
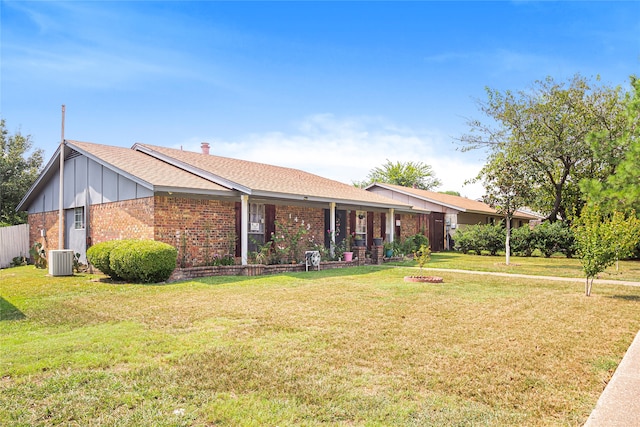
[392, 251, 640, 282]
[1, 261, 640, 426]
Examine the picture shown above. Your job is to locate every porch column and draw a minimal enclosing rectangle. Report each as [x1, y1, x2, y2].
[388, 208, 395, 242]
[329, 202, 336, 257]
[241, 194, 249, 265]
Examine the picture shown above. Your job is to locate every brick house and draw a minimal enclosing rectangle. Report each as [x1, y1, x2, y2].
[365, 182, 539, 251]
[18, 141, 424, 266]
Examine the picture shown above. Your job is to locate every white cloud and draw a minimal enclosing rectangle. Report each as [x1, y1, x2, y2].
[177, 114, 487, 199]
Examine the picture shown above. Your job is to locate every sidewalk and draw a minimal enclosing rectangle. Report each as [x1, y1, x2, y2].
[584, 330, 640, 427]
[419, 267, 640, 287]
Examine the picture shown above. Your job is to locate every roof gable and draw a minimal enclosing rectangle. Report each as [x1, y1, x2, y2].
[366, 182, 538, 220]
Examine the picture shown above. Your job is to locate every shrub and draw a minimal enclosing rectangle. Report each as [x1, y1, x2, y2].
[29, 242, 47, 269]
[477, 223, 505, 255]
[413, 244, 431, 272]
[510, 226, 534, 257]
[454, 223, 505, 255]
[532, 221, 575, 258]
[86, 240, 122, 278]
[87, 239, 177, 283]
[394, 234, 430, 256]
[453, 226, 475, 254]
[109, 240, 177, 283]
[10, 256, 28, 267]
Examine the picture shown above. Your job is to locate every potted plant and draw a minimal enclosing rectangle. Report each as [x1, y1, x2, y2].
[383, 241, 394, 258]
[353, 233, 365, 247]
[373, 237, 383, 246]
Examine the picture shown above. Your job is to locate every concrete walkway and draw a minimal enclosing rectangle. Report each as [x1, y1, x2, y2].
[584, 330, 640, 427]
[406, 266, 640, 426]
[418, 267, 640, 287]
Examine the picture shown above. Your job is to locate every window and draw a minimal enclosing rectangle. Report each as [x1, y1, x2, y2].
[248, 203, 265, 234]
[248, 203, 265, 252]
[74, 207, 85, 230]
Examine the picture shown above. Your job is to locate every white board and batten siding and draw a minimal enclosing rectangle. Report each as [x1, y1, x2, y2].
[0, 224, 29, 268]
[27, 154, 153, 214]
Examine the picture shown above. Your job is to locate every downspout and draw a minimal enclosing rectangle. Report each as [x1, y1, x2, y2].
[241, 194, 249, 265]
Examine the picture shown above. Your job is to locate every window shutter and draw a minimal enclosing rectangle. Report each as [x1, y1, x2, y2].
[265, 204, 276, 242]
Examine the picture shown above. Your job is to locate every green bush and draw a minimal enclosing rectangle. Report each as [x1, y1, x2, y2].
[87, 239, 177, 283]
[109, 240, 177, 283]
[532, 221, 576, 258]
[510, 226, 534, 257]
[86, 240, 122, 278]
[393, 233, 430, 256]
[478, 223, 505, 255]
[453, 226, 475, 254]
[454, 223, 505, 255]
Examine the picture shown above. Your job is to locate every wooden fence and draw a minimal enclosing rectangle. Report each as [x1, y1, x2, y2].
[0, 224, 30, 268]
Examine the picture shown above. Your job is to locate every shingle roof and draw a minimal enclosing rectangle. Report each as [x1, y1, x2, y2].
[134, 143, 415, 209]
[367, 182, 539, 220]
[68, 141, 231, 193]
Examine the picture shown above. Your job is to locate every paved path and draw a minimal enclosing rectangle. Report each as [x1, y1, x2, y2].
[398, 266, 640, 426]
[417, 267, 640, 287]
[584, 330, 640, 427]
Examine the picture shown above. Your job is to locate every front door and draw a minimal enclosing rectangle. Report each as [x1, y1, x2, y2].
[428, 212, 445, 252]
[65, 207, 86, 263]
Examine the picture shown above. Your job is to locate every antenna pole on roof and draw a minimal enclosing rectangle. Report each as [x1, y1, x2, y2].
[58, 105, 65, 250]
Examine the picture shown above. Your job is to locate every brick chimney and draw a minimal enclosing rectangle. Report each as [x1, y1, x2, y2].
[201, 142, 210, 155]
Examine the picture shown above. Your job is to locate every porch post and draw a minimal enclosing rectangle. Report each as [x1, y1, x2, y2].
[329, 202, 336, 257]
[241, 194, 249, 265]
[388, 208, 395, 243]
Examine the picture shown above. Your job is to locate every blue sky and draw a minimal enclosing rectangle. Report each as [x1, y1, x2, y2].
[2, 1, 638, 198]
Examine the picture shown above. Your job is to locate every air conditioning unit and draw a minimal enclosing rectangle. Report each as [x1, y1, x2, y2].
[49, 250, 74, 276]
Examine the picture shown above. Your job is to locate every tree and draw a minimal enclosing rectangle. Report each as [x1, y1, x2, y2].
[356, 159, 441, 190]
[439, 190, 461, 196]
[477, 151, 531, 265]
[460, 74, 629, 223]
[581, 76, 640, 215]
[573, 204, 640, 296]
[0, 119, 44, 225]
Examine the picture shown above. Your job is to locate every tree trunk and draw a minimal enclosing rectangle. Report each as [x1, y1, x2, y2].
[585, 277, 594, 297]
[505, 218, 511, 266]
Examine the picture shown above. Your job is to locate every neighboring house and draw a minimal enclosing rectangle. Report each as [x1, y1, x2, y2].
[18, 141, 425, 266]
[365, 182, 539, 251]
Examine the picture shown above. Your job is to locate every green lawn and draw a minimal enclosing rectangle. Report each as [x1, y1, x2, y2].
[2, 261, 640, 426]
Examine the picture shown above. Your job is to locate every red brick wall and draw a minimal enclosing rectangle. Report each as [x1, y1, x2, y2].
[154, 195, 237, 267]
[372, 212, 384, 239]
[28, 210, 60, 257]
[399, 213, 419, 240]
[274, 205, 325, 247]
[89, 198, 155, 244]
[28, 199, 155, 259]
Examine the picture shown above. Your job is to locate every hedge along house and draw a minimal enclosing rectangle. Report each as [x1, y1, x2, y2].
[17, 140, 422, 267]
[365, 182, 539, 251]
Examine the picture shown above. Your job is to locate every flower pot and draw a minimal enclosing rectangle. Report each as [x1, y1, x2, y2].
[354, 239, 365, 247]
[343, 252, 353, 262]
[385, 249, 393, 257]
[373, 238, 383, 246]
